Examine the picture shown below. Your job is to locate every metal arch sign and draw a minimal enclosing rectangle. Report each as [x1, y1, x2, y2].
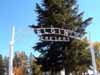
[33, 27, 81, 42]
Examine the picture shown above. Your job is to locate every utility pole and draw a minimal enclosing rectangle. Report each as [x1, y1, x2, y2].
[9, 26, 15, 75]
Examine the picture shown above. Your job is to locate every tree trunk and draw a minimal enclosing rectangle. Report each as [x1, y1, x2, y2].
[65, 65, 69, 75]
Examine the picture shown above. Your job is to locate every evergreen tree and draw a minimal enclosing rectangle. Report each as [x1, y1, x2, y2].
[3, 56, 9, 75]
[30, 0, 92, 74]
[0, 55, 4, 75]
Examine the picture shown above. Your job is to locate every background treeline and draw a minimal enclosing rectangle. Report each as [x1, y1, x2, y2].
[0, 51, 42, 75]
[0, 42, 100, 75]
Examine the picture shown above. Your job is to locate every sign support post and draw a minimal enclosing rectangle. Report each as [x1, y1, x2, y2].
[89, 32, 97, 75]
[9, 26, 15, 75]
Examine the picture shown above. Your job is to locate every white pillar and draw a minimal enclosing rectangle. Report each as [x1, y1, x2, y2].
[88, 32, 97, 75]
[61, 68, 65, 75]
[89, 42, 97, 75]
[9, 26, 15, 75]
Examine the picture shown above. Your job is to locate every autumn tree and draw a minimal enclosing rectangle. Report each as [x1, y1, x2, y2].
[30, 0, 92, 74]
[94, 42, 100, 72]
[3, 56, 9, 75]
[13, 51, 28, 75]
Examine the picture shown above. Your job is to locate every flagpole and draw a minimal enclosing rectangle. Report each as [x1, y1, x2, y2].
[9, 26, 15, 75]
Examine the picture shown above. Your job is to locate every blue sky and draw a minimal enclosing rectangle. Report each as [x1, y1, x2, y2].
[0, 0, 100, 56]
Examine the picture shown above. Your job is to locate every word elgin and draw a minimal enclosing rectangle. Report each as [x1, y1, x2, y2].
[34, 27, 81, 42]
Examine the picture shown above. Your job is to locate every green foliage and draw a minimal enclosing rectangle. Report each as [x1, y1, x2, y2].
[30, 0, 93, 74]
[0, 55, 4, 75]
[64, 39, 91, 72]
[31, 61, 42, 75]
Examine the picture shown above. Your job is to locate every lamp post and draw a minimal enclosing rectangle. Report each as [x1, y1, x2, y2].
[9, 26, 15, 75]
